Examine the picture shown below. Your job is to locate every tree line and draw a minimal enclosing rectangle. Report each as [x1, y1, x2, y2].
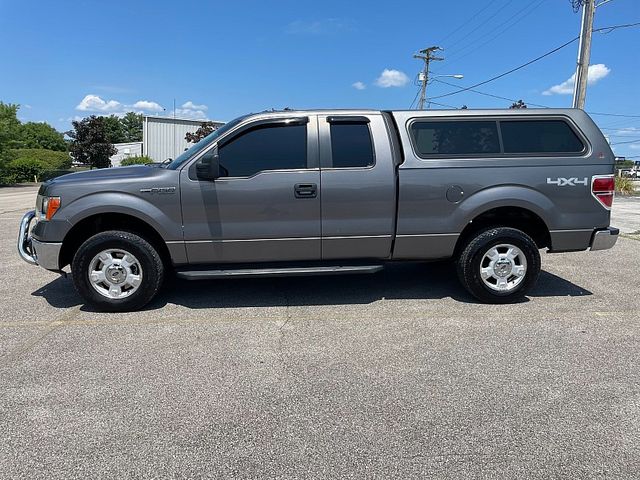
[0, 102, 145, 181]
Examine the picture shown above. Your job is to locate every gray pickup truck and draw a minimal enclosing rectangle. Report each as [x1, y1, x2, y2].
[18, 108, 618, 311]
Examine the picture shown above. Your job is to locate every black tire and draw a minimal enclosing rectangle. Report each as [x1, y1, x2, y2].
[456, 227, 541, 304]
[71, 231, 164, 312]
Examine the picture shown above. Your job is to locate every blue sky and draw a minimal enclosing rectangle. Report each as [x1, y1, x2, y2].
[1, 0, 638, 157]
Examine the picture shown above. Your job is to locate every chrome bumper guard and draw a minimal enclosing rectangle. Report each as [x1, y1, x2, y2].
[18, 210, 38, 265]
[17, 210, 62, 270]
[590, 227, 619, 251]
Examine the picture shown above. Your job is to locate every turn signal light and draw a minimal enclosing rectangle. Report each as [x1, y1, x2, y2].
[43, 196, 61, 220]
[591, 175, 614, 210]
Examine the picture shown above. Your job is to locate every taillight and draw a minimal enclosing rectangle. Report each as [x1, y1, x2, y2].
[591, 175, 614, 210]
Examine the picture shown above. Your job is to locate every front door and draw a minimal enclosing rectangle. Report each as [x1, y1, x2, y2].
[179, 116, 321, 264]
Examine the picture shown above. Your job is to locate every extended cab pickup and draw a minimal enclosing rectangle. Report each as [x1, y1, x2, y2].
[18, 108, 619, 311]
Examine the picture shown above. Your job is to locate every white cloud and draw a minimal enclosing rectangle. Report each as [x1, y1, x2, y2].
[76, 94, 121, 112]
[73, 95, 210, 122]
[375, 69, 410, 88]
[174, 108, 208, 120]
[542, 64, 611, 95]
[170, 100, 210, 120]
[132, 100, 164, 112]
[352, 81, 366, 90]
[181, 101, 208, 111]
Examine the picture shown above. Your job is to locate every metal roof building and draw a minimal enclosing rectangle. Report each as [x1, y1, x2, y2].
[110, 141, 143, 167]
[143, 116, 225, 162]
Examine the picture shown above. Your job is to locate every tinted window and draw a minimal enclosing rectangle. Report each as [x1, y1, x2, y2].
[330, 123, 374, 168]
[166, 115, 248, 170]
[218, 124, 307, 177]
[411, 120, 500, 156]
[500, 120, 584, 154]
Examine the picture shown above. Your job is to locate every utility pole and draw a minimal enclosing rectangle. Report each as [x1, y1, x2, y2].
[414, 46, 444, 110]
[572, 0, 596, 109]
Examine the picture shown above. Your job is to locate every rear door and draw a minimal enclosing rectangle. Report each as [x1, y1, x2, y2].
[318, 114, 397, 260]
[179, 115, 321, 264]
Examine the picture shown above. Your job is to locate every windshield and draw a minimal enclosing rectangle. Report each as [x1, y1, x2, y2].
[164, 115, 249, 170]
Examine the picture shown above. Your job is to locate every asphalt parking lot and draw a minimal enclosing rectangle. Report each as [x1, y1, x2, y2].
[1, 185, 639, 479]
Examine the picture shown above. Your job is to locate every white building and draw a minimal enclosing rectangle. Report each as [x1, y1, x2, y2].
[143, 116, 225, 162]
[110, 141, 143, 167]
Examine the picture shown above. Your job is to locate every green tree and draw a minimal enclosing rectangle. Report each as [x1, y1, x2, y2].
[19, 122, 67, 151]
[68, 115, 117, 168]
[185, 121, 218, 143]
[102, 114, 126, 144]
[509, 100, 527, 109]
[120, 112, 143, 142]
[0, 103, 21, 148]
[0, 102, 22, 175]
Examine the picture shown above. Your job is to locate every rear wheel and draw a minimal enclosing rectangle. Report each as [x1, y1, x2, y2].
[71, 231, 164, 312]
[456, 227, 540, 304]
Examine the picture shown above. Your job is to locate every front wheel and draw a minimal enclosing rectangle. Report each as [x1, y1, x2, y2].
[456, 227, 541, 304]
[71, 231, 164, 312]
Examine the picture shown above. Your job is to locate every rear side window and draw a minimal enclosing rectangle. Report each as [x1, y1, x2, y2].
[410, 120, 500, 156]
[500, 120, 585, 154]
[330, 123, 374, 168]
[218, 124, 307, 177]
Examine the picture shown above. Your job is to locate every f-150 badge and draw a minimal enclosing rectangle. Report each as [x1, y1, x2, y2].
[547, 177, 588, 186]
[140, 186, 176, 194]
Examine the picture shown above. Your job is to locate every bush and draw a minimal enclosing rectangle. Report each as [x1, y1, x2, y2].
[615, 176, 635, 196]
[8, 148, 72, 169]
[5, 158, 44, 183]
[120, 155, 153, 166]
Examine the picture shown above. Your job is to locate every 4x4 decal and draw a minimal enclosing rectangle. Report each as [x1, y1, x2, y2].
[547, 177, 588, 186]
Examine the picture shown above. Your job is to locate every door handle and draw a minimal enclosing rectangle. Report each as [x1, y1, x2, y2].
[294, 183, 317, 198]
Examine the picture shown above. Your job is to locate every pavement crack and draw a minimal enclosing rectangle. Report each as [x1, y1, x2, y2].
[0, 307, 80, 365]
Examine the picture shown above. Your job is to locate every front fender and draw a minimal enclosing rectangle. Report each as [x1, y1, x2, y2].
[32, 191, 183, 243]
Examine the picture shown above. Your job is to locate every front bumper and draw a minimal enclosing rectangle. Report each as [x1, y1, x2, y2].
[590, 227, 619, 251]
[17, 210, 62, 270]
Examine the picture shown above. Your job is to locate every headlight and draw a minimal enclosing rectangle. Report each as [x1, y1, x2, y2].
[40, 196, 61, 221]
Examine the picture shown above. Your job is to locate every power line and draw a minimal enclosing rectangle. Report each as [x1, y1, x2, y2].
[445, 0, 513, 51]
[427, 100, 461, 109]
[433, 78, 551, 108]
[611, 138, 640, 145]
[437, 0, 501, 45]
[429, 22, 640, 101]
[446, 0, 548, 64]
[409, 87, 421, 109]
[432, 79, 640, 122]
[429, 36, 580, 100]
[588, 112, 640, 118]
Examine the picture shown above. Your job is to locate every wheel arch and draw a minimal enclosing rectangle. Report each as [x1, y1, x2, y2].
[59, 212, 172, 269]
[454, 206, 551, 256]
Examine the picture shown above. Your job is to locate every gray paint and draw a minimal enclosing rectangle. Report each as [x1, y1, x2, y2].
[25, 108, 616, 272]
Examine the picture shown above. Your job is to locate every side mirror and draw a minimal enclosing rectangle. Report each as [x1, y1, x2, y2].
[196, 147, 220, 181]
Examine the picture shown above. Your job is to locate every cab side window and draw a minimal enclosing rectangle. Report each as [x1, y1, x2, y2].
[218, 123, 307, 177]
[329, 122, 374, 168]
